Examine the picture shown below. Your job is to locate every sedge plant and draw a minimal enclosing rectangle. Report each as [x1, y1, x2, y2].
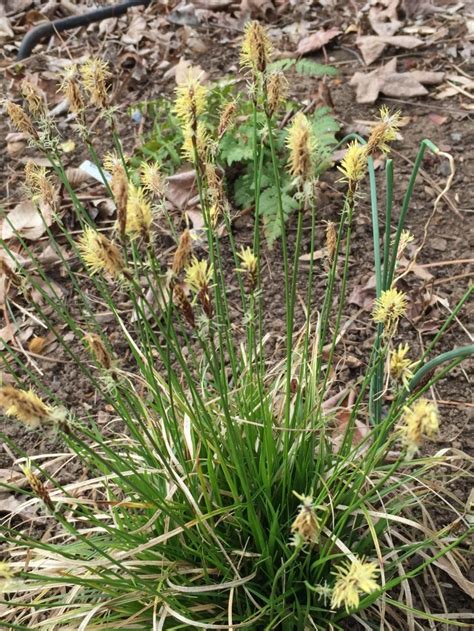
[0, 22, 473, 630]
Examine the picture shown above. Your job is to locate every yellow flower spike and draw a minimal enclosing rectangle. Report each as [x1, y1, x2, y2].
[125, 184, 153, 240]
[181, 121, 210, 164]
[0, 386, 52, 429]
[185, 257, 212, 293]
[140, 161, 163, 197]
[174, 76, 207, 130]
[24, 161, 57, 209]
[338, 141, 367, 185]
[236, 246, 258, 292]
[78, 227, 125, 278]
[240, 21, 272, 75]
[20, 80, 46, 118]
[290, 493, 321, 546]
[400, 398, 439, 458]
[390, 343, 417, 389]
[286, 112, 315, 183]
[266, 72, 288, 117]
[367, 106, 402, 155]
[218, 100, 237, 138]
[331, 556, 379, 612]
[372, 287, 408, 334]
[5, 100, 37, 139]
[80, 58, 111, 109]
[58, 64, 85, 115]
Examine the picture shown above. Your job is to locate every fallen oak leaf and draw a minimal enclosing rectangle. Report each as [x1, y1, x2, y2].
[350, 58, 444, 104]
[356, 34, 423, 65]
[296, 27, 341, 55]
[369, 0, 402, 37]
[1, 201, 54, 241]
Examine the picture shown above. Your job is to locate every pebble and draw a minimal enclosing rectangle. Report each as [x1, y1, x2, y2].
[431, 237, 447, 252]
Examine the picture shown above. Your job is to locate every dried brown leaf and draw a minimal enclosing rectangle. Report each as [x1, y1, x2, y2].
[357, 35, 423, 65]
[350, 58, 444, 104]
[297, 27, 340, 55]
[2, 201, 53, 241]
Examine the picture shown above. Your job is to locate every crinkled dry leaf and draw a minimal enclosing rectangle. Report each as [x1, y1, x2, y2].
[350, 58, 444, 103]
[174, 58, 208, 86]
[240, 0, 275, 17]
[369, 0, 402, 37]
[297, 27, 340, 55]
[2, 201, 54, 241]
[166, 170, 199, 209]
[357, 35, 423, 65]
[121, 14, 147, 45]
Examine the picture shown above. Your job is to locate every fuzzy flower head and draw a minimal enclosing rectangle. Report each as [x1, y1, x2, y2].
[394, 229, 414, 260]
[24, 161, 58, 208]
[290, 493, 321, 546]
[181, 121, 210, 164]
[372, 287, 408, 335]
[78, 227, 125, 278]
[400, 398, 439, 458]
[21, 463, 54, 511]
[58, 64, 85, 115]
[218, 100, 237, 138]
[331, 556, 379, 612]
[338, 141, 367, 186]
[5, 100, 37, 139]
[185, 257, 212, 292]
[367, 106, 401, 155]
[140, 161, 163, 197]
[0, 386, 52, 429]
[80, 58, 111, 109]
[20, 80, 46, 118]
[390, 343, 417, 389]
[266, 72, 288, 118]
[325, 221, 337, 265]
[237, 246, 258, 292]
[84, 333, 112, 370]
[240, 21, 272, 75]
[286, 112, 315, 184]
[174, 75, 207, 130]
[125, 184, 153, 240]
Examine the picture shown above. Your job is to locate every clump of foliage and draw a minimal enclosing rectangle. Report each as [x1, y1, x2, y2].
[0, 21, 473, 631]
[133, 60, 339, 246]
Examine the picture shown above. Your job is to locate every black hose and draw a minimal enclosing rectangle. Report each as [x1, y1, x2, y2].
[17, 0, 151, 60]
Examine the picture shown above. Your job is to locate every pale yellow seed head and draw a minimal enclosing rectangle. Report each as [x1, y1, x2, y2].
[5, 100, 37, 138]
[237, 246, 258, 276]
[20, 80, 46, 118]
[80, 58, 111, 109]
[338, 141, 367, 185]
[140, 161, 163, 197]
[125, 184, 153, 239]
[24, 161, 57, 208]
[58, 65, 85, 115]
[174, 76, 207, 130]
[367, 106, 401, 155]
[0, 386, 51, 429]
[218, 100, 237, 138]
[266, 72, 288, 117]
[372, 287, 408, 333]
[185, 257, 212, 292]
[400, 398, 439, 458]
[0, 561, 13, 580]
[390, 343, 417, 389]
[78, 227, 125, 278]
[290, 494, 320, 546]
[240, 21, 272, 75]
[331, 556, 379, 612]
[181, 121, 210, 164]
[286, 112, 315, 183]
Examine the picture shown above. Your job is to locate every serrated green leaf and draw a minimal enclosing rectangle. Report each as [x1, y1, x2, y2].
[294, 59, 337, 77]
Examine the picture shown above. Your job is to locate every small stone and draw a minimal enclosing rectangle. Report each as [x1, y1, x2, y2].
[431, 237, 447, 252]
[450, 132, 462, 142]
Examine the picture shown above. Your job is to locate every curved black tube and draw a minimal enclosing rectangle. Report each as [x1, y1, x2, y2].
[17, 0, 151, 60]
